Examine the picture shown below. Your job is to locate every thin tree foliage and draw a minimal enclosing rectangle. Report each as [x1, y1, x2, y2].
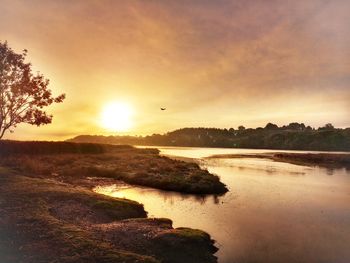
[0, 41, 65, 139]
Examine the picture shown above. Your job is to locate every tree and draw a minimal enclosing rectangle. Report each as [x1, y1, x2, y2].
[0, 41, 65, 139]
[319, 123, 335, 131]
[264, 123, 279, 130]
[286, 122, 306, 130]
[238, 125, 245, 131]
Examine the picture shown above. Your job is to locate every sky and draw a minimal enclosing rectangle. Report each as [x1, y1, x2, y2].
[1, 0, 349, 140]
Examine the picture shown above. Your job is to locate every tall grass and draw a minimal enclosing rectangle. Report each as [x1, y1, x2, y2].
[0, 140, 158, 155]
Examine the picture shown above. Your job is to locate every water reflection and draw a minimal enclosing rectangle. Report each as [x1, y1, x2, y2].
[97, 147, 350, 263]
[326, 168, 334, 176]
[94, 184, 221, 206]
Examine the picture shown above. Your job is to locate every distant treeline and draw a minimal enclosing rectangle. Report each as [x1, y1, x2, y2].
[68, 123, 350, 151]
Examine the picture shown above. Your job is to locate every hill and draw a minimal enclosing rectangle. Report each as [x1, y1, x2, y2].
[68, 123, 350, 152]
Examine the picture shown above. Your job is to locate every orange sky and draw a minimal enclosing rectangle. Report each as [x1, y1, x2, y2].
[1, 0, 350, 140]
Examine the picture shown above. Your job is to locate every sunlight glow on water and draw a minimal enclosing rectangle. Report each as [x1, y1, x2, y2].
[95, 147, 350, 263]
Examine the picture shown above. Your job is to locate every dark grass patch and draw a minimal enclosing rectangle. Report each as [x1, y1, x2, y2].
[0, 140, 157, 156]
[93, 218, 217, 263]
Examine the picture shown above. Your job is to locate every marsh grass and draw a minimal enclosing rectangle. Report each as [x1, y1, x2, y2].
[0, 141, 227, 194]
[273, 153, 350, 168]
[0, 141, 222, 262]
[0, 170, 158, 263]
[0, 161, 219, 263]
[209, 152, 350, 169]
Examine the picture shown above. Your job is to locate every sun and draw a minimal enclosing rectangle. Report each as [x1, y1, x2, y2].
[100, 102, 133, 132]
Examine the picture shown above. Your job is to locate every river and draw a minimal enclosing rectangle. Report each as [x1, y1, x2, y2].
[95, 147, 350, 263]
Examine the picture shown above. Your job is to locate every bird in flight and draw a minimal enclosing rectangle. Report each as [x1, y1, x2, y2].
[160, 108, 166, 111]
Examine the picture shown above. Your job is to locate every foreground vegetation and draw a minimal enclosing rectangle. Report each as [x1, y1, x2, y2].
[0, 141, 227, 195]
[0, 141, 223, 262]
[0, 169, 217, 263]
[209, 152, 350, 169]
[69, 123, 350, 151]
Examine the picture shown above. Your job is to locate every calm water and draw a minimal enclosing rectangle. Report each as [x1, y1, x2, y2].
[95, 147, 350, 263]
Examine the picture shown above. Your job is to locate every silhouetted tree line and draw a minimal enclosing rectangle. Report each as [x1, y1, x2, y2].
[69, 123, 350, 151]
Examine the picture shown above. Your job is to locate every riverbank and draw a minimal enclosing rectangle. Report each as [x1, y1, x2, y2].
[208, 152, 350, 168]
[0, 169, 217, 263]
[0, 141, 226, 262]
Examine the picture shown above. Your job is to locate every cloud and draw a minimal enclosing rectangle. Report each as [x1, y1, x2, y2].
[1, 0, 349, 139]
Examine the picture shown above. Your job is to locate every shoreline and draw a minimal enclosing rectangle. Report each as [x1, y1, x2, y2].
[0, 141, 225, 263]
[0, 170, 218, 263]
[208, 152, 350, 169]
[138, 145, 350, 155]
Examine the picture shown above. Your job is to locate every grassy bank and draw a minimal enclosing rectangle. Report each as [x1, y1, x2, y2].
[209, 152, 350, 168]
[0, 141, 227, 195]
[0, 167, 218, 263]
[0, 169, 154, 263]
[0, 140, 157, 155]
[273, 153, 350, 168]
